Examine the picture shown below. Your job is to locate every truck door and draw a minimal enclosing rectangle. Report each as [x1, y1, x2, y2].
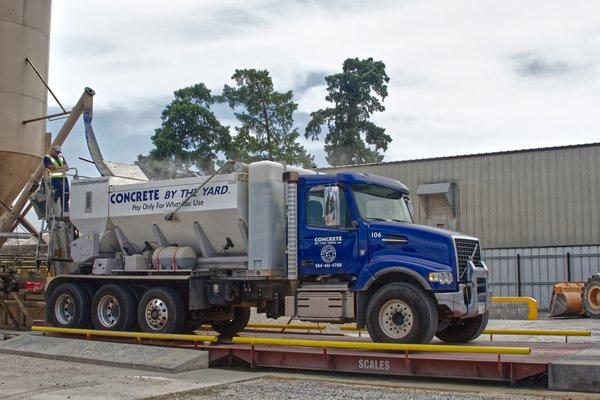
[298, 185, 361, 276]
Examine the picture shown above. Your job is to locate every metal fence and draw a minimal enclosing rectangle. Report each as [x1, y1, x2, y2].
[483, 245, 600, 310]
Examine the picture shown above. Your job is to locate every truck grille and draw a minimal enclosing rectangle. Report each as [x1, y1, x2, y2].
[454, 238, 483, 282]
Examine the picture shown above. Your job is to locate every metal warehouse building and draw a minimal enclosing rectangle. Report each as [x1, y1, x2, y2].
[321, 143, 600, 309]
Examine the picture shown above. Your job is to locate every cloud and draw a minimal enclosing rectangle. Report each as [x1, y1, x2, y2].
[172, 7, 270, 42]
[46, 0, 600, 171]
[292, 71, 328, 95]
[512, 52, 597, 78]
[513, 53, 570, 77]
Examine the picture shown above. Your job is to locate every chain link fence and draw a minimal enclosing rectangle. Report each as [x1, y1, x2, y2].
[483, 245, 600, 310]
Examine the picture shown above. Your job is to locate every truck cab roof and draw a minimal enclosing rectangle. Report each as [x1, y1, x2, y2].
[301, 171, 410, 195]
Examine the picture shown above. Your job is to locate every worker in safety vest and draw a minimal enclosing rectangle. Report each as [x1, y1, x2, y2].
[43, 145, 70, 212]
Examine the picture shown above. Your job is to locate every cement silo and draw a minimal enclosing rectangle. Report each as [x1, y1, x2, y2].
[0, 0, 52, 206]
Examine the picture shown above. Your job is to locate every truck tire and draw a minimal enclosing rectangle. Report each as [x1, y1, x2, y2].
[584, 274, 600, 319]
[137, 287, 185, 333]
[48, 282, 91, 328]
[211, 307, 251, 336]
[436, 311, 489, 343]
[91, 284, 137, 331]
[366, 282, 437, 343]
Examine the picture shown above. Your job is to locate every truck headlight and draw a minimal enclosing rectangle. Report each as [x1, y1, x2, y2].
[428, 272, 453, 285]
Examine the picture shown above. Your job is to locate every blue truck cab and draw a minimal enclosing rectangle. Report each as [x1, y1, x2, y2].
[292, 171, 490, 343]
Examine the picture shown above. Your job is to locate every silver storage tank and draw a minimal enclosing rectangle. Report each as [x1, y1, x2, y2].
[0, 0, 51, 206]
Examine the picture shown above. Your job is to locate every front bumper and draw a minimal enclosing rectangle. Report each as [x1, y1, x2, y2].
[435, 260, 491, 319]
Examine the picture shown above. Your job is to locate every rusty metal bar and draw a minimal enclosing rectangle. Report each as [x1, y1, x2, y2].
[1, 200, 41, 241]
[25, 57, 66, 113]
[23, 111, 71, 125]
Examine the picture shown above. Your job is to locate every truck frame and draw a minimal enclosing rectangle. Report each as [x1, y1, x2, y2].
[43, 161, 490, 343]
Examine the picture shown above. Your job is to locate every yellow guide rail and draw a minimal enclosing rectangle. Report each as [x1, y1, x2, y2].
[32, 326, 530, 355]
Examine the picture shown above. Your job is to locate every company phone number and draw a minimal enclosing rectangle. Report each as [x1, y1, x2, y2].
[314, 262, 343, 269]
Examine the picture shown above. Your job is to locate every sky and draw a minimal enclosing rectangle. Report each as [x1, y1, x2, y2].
[46, 0, 600, 177]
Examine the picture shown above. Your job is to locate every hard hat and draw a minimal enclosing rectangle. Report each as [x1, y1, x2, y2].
[51, 145, 61, 152]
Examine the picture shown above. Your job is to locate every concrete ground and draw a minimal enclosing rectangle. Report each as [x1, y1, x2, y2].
[1, 317, 599, 399]
[481, 318, 600, 343]
[2, 352, 599, 400]
[0, 352, 264, 400]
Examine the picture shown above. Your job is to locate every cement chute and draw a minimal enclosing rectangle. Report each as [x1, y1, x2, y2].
[83, 109, 148, 181]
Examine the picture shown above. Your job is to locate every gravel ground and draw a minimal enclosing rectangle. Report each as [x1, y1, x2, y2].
[143, 377, 550, 400]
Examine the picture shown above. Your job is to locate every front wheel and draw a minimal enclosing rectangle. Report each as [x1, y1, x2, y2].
[583, 274, 600, 319]
[436, 311, 489, 343]
[211, 307, 251, 336]
[366, 283, 438, 343]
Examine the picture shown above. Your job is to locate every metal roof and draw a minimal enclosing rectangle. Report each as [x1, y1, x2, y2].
[319, 142, 600, 169]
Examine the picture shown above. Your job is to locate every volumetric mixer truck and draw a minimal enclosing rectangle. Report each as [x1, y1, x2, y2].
[45, 161, 490, 343]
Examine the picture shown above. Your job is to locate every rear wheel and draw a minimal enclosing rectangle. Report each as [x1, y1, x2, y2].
[211, 307, 251, 336]
[436, 311, 489, 343]
[48, 283, 91, 328]
[137, 287, 185, 333]
[366, 282, 437, 343]
[584, 274, 600, 319]
[91, 284, 137, 331]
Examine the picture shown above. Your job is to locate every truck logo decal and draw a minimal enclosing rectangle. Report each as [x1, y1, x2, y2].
[320, 245, 337, 263]
[314, 236, 342, 245]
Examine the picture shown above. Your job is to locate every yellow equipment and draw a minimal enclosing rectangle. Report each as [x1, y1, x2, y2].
[549, 282, 586, 317]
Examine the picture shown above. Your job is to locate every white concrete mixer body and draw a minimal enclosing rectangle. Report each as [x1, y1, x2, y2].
[70, 172, 249, 270]
[68, 161, 315, 273]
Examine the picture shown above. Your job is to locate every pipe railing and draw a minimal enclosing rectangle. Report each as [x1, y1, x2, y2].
[31, 326, 530, 355]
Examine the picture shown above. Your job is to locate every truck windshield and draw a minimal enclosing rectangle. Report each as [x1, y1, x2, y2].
[351, 184, 413, 223]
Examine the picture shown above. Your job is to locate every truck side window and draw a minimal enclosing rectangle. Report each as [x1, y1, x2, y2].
[307, 186, 350, 227]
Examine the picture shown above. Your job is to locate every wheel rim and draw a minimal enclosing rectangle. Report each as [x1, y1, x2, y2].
[97, 295, 121, 328]
[378, 299, 414, 339]
[55, 293, 75, 325]
[588, 286, 600, 310]
[145, 298, 169, 330]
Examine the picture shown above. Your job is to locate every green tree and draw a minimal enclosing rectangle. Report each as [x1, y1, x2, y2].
[305, 57, 392, 166]
[136, 83, 231, 179]
[221, 69, 314, 167]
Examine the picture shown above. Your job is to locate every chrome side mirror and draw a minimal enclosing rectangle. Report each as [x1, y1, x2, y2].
[324, 186, 340, 226]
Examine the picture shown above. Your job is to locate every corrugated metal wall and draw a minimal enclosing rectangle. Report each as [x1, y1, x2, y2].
[322, 144, 600, 249]
[483, 245, 600, 310]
